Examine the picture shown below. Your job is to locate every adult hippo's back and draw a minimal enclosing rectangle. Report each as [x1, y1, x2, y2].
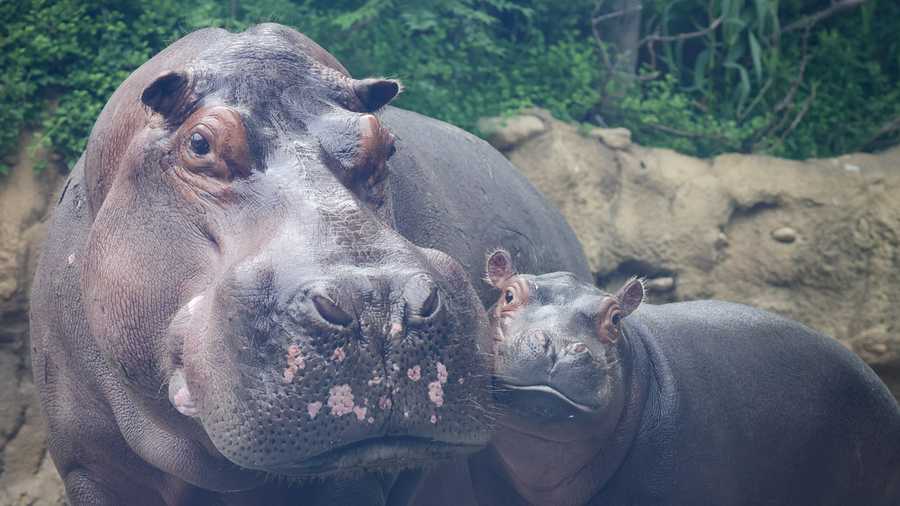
[30, 24, 590, 505]
[381, 105, 591, 303]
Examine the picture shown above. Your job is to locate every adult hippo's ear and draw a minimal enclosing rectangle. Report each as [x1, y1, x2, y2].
[485, 249, 515, 288]
[141, 70, 195, 119]
[353, 78, 401, 112]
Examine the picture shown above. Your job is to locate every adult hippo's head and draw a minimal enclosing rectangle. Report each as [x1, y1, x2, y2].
[77, 24, 492, 481]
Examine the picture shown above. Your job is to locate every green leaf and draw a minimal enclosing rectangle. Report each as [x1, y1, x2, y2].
[724, 62, 751, 111]
[749, 32, 762, 82]
[692, 48, 710, 92]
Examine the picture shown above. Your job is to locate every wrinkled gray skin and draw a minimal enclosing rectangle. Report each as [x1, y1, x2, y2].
[29, 25, 590, 505]
[415, 252, 900, 506]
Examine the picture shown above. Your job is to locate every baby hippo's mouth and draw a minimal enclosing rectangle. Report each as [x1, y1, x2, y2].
[495, 383, 600, 421]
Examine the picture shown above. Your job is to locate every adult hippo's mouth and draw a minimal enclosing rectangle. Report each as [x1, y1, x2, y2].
[267, 436, 484, 477]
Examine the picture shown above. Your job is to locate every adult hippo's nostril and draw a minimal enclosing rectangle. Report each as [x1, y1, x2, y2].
[566, 342, 591, 357]
[311, 293, 354, 327]
[405, 274, 442, 324]
[419, 286, 440, 319]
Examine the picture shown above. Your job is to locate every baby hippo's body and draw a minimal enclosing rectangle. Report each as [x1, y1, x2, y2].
[415, 249, 900, 506]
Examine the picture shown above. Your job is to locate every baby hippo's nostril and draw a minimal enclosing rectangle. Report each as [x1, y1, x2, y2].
[406, 274, 442, 323]
[311, 293, 354, 327]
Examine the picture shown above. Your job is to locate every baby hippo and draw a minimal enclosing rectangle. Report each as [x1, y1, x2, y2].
[416, 249, 900, 506]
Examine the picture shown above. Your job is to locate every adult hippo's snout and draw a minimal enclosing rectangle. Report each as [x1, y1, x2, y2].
[165, 231, 489, 477]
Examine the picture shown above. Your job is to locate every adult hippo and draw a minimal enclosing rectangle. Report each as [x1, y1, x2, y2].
[415, 250, 900, 505]
[30, 24, 590, 505]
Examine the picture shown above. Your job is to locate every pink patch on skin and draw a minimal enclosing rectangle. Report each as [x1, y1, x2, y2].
[389, 322, 404, 338]
[353, 406, 368, 421]
[283, 344, 306, 383]
[428, 381, 445, 407]
[173, 387, 199, 417]
[307, 401, 322, 419]
[379, 396, 392, 410]
[430, 414, 438, 424]
[436, 362, 448, 384]
[332, 347, 346, 363]
[407, 365, 422, 382]
[327, 385, 355, 416]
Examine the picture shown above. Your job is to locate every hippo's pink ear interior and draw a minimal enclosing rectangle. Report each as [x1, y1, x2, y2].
[486, 249, 515, 287]
[354, 78, 401, 111]
[141, 70, 192, 118]
[616, 277, 645, 316]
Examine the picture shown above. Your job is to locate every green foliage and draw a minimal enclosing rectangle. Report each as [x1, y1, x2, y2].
[776, 3, 900, 157]
[605, 0, 900, 158]
[0, 0, 197, 174]
[0, 0, 600, 175]
[1, 0, 899, 176]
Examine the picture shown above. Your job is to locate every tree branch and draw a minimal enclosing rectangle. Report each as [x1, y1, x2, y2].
[639, 15, 724, 45]
[781, 0, 866, 34]
[592, 4, 643, 24]
[860, 116, 900, 151]
[780, 83, 817, 142]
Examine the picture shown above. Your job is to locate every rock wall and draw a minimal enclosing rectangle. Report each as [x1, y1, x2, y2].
[0, 133, 66, 505]
[483, 109, 900, 398]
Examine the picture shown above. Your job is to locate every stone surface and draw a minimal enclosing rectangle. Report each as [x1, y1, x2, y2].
[0, 131, 66, 506]
[476, 112, 547, 151]
[644, 276, 675, 293]
[498, 110, 900, 399]
[771, 226, 798, 243]
[589, 127, 632, 149]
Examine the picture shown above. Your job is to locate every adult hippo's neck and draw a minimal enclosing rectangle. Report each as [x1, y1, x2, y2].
[472, 324, 658, 506]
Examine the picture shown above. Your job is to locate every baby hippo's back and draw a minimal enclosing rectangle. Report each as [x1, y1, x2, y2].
[609, 300, 900, 506]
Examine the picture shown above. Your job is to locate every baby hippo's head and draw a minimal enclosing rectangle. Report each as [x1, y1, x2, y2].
[485, 249, 644, 424]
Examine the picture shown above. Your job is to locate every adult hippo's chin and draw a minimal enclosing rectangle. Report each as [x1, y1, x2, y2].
[30, 23, 590, 505]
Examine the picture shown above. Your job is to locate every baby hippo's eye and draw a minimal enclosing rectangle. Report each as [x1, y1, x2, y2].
[505, 289, 514, 304]
[189, 132, 210, 155]
[611, 311, 622, 326]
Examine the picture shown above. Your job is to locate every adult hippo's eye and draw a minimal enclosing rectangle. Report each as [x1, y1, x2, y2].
[189, 132, 210, 155]
[505, 289, 515, 304]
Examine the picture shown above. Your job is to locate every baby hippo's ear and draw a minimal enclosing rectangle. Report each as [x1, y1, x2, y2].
[615, 277, 645, 316]
[485, 248, 515, 288]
